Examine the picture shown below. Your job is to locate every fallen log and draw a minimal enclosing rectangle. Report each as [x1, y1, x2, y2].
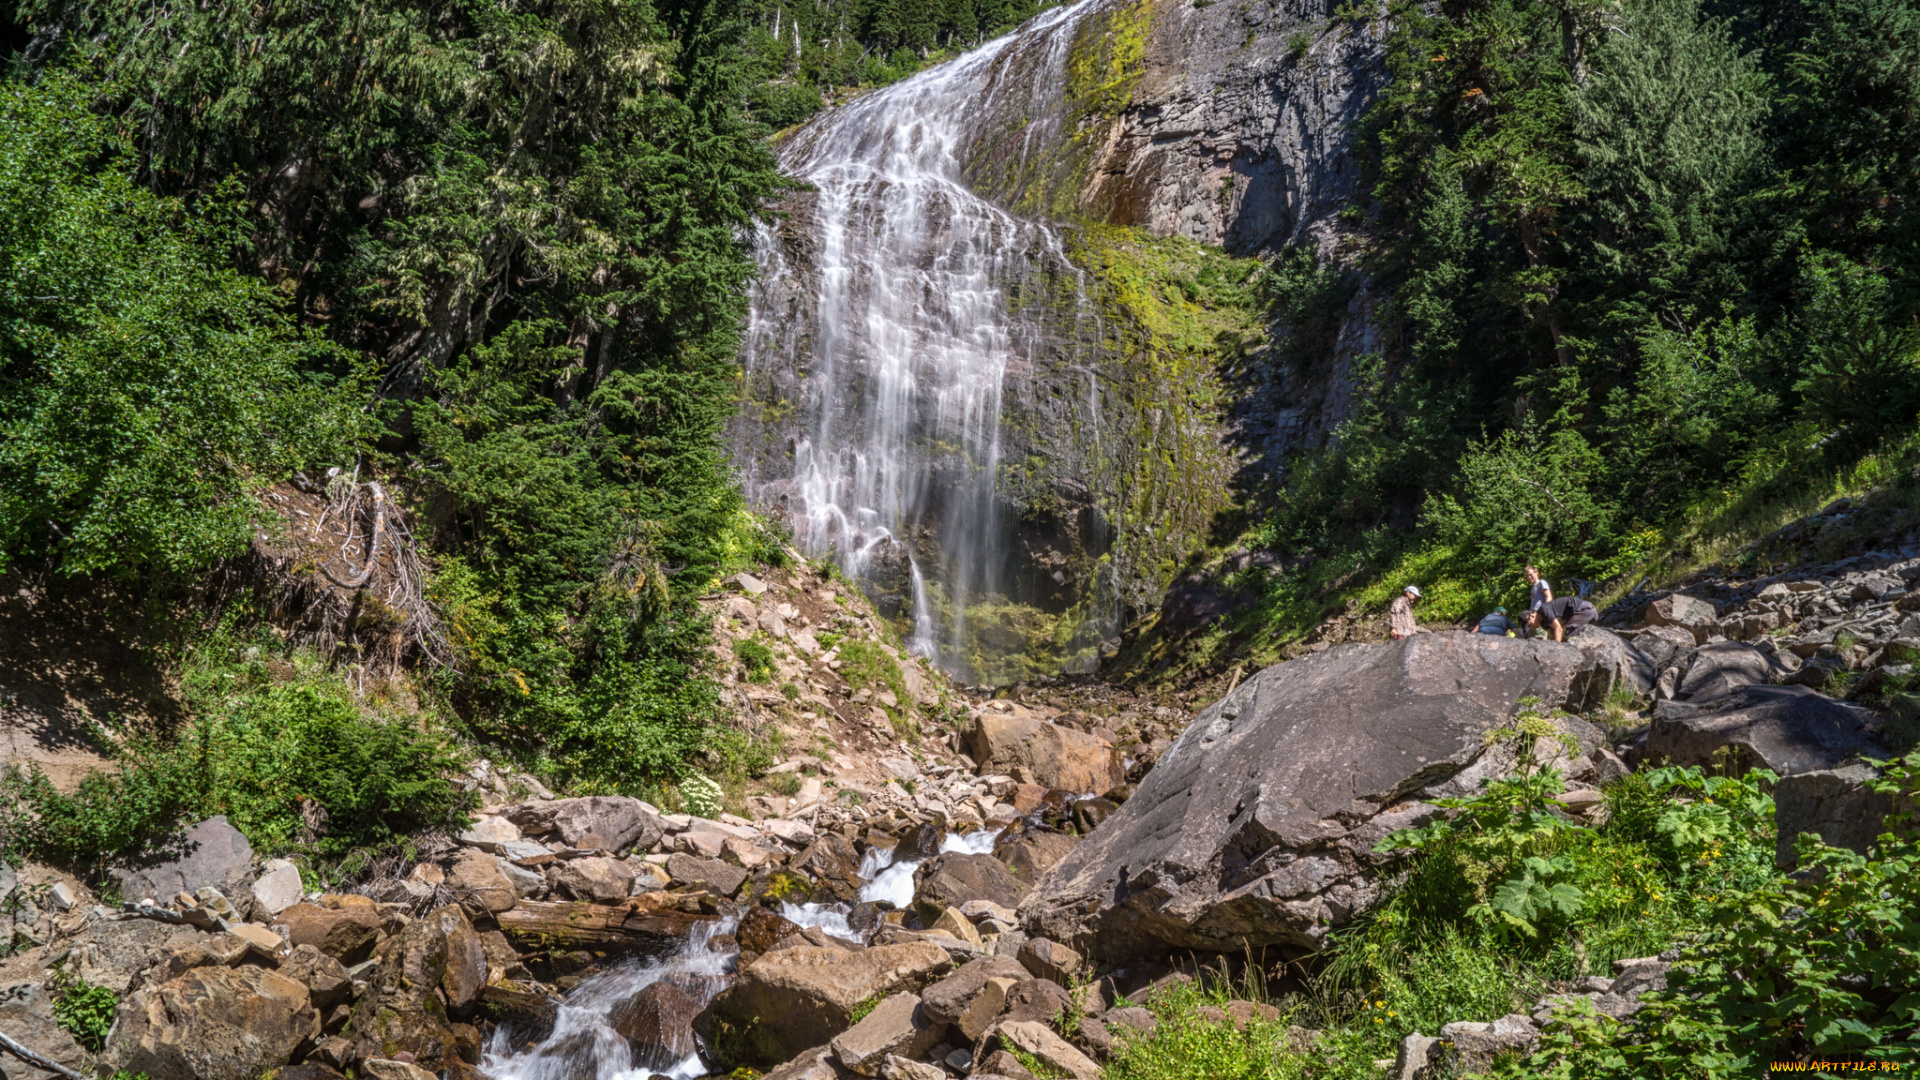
[496, 897, 713, 956]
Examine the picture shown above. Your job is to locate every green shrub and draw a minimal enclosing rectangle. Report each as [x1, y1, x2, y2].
[681, 772, 723, 819]
[1104, 974, 1304, 1080]
[838, 641, 912, 716]
[52, 980, 116, 1052]
[736, 639, 777, 683]
[6, 643, 476, 867]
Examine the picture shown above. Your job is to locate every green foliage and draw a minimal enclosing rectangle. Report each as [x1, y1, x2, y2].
[1527, 752, 1920, 1076]
[52, 980, 116, 1053]
[836, 640, 913, 719]
[1792, 252, 1920, 449]
[1103, 973, 1305, 1080]
[736, 639, 778, 682]
[0, 73, 363, 579]
[3, 640, 476, 867]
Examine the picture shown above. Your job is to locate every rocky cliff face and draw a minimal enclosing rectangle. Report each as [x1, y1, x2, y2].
[730, 0, 1385, 680]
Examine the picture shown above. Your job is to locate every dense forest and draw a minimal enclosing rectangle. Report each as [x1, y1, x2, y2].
[1240, 0, 1920, 628]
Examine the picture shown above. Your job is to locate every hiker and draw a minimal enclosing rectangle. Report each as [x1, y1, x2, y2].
[1528, 595, 1597, 641]
[1477, 606, 1513, 635]
[1525, 565, 1553, 616]
[1390, 585, 1421, 640]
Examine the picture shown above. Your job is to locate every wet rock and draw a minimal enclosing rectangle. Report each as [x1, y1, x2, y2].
[1644, 685, 1883, 776]
[893, 819, 945, 864]
[1773, 763, 1918, 868]
[553, 856, 638, 903]
[610, 980, 704, 1072]
[0, 980, 90, 1080]
[701, 942, 953, 1067]
[994, 831, 1080, 882]
[1070, 798, 1118, 835]
[665, 853, 749, 896]
[478, 985, 560, 1049]
[966, 715, 1123, 795]
[912, 853, 1027, 922]
[790, 834, 865, 903]
[275, 901, 388, 964]
[829, 992, 944, 1075]
[989, 1020, 1100, 1080]
[445, 848, 519, 914]
[112, 816, 256, 910]
[103, 963, 318, 1080]
[497, 897, 713, 957]
[739, 906, 804, 954]
[1019, 634, 1582, 959]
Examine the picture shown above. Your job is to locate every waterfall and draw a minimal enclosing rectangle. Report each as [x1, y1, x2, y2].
[737, 0, 1108, 682]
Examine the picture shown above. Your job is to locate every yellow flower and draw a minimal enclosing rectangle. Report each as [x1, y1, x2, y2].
[1375, 1018, 1385, 1024]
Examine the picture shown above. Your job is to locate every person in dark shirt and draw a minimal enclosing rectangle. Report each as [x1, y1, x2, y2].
[1477, 607, 1513, 635]
[1527, 595, 1597, 641]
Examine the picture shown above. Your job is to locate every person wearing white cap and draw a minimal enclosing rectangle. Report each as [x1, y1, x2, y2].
[1390, 585, 1421, 640]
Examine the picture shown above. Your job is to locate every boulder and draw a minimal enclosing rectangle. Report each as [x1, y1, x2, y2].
[610, 979, 704, 1072]
[1431, 1014, 1539, 1075]
[360, 1062, 437, 1080]
[444, 848, 518, 914]
[102, 963, 318, 1080]
[997, 978, 1073, 1027]
[1016, 937, 1081, 984]
[1675, 641, 1783, 702]
[1644, 685, 1884, 776]
[552, 855, 638, 903]
[1018, 634, 1582, 960]
[1640, 593, 1720, 643]
[455, 816, 522, 851]
[918, 956, 1029, 1025]
[280, 943, 354, 1010]
[251, 860, 306, 917]
[912, 853, 1027, 922]
[701, 942, 952, 1067]
[989, 1020, 1100, 1080]
[112, 816, 255, 907]
[274, 902, 388, 964]
[1772, 764, 1917, 868]
[56, 916, 220, 994]
[789, 834, 865, 903]
[1565, 627, 1655, 710]
[504, 796, 664, 853]
[738, 905, 804, 954]
[994, 831, 1080, 882]
[0, 980, 90, 1080]
[965, 715, 1123, 794]
[345, 905, 486, 1067]
[761, 1045, 847, 1080]
[666, 853, 750, 896]
[829, 992, 944, 1075]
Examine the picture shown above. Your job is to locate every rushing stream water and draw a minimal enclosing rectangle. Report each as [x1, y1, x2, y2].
[736, 0, 1108, 680]
[482, 830, 1003, 1078]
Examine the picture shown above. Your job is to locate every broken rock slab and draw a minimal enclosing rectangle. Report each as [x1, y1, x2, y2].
[112, 815, 255, 906]
[1643, 684, 1883, 776]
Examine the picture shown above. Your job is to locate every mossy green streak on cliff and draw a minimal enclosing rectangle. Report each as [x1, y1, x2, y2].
[966, 0, 1157, 220]
[1067, 0, 1153, 121]
[1069, 224, 1267, 619]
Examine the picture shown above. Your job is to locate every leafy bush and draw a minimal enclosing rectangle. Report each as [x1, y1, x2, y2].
[736, 639, 777, 683]
[6, 643, 476, 867]
[52, 980, 117, 1052]
[680, 772, 724, 819]
[0, 73, 363, 578]
[1104, 972, 1304, 1080]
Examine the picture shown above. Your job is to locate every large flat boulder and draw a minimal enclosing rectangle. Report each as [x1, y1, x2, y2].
[1674, 640, 1784, 702]
[1644, 684, 1883, 776]
[965, 715, 1123, 794]
[1017, 633, 1582, 961]
[102, 963, 317, 1080]
[501, 796, 664, 853]
[112, 815, 255, 906]
[912, 853, 1027, 923]
[701, 942, 952, 1067]
[0, 980, 90, 1080]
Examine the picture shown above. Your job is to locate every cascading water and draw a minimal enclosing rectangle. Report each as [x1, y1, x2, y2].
[480, 917, 738, 1080]
[738, 0, 1109, 680]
